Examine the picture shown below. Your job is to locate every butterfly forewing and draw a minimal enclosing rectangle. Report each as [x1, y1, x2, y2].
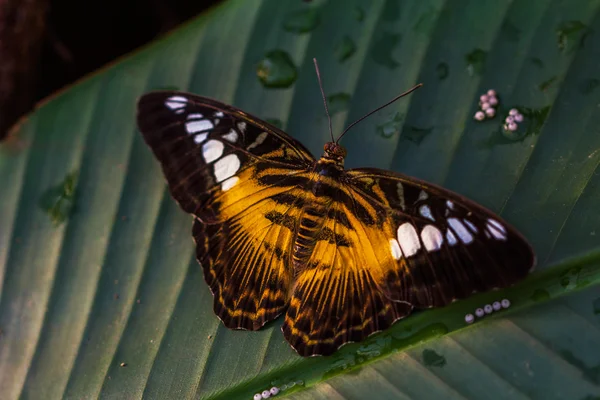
[136, 91, 315, 222]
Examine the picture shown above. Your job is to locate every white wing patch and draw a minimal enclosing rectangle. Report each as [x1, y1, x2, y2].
[448, 218, 473, 244]
[446, 228, 458, 246]
[247, 132, 268, 151]
[421, 225, 443, 251]
[221, 176, 239, 191]
[193, 132, 208, 144]
[222, 129, 238, 143]
[202, 140, 224, 163]
[419, 205, 434, 221]
[214, 154, 241, 182]
[186, 119, 214, 134]
[397, 223, 420, 257]
[487, 219, 507, 240]
[165, 95, 188, 111]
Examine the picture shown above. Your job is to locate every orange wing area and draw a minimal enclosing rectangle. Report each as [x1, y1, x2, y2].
[282, 183, 414, 357]
[193, 166, 309, 331]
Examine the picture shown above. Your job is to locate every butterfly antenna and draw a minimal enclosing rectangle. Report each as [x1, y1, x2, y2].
[313, 58, 335, 143]
[335, 83, 423, 144]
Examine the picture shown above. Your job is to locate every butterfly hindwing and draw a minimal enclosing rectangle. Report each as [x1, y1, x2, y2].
[281, 185, 414, 356]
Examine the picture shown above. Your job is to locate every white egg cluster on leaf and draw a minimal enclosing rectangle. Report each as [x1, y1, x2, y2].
[465, 298, 511, 324]
[253, 386, 281, 399]
[474, 89, 499, 121]
[504, 108, 525, 132]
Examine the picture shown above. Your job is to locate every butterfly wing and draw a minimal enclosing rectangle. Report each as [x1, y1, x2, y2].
[346, 168, 536, 307]
[136, 91, 315, 330]
[282, 168, 535, 356]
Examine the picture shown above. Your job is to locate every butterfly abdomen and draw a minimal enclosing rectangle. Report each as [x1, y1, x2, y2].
[292, 205, 329, 271]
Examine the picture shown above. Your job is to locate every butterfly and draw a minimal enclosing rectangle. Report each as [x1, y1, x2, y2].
[135, 60, 536, 357]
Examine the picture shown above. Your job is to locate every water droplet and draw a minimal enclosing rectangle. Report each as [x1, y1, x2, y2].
[335, 36, 356, 63]
[354, 6, 365, 22]
[436, 62, 449, 80]
[39, 171, 78, 226]
[538, 76, 558, 91]
[422, 349, 446, 367]
[559, 267, 583, 289]
[465, 49, 487, 76]
[327, 93, 351, 116]
[283, 8, 319, 33]
[531, 288, 550, 302]
[485, 106, 550, 145]
[371, 32, 401, 69]
[556, 20, 588, 53]
[377, 112, 403, 138]
[593, 298, 600, 315]
[265, 118, 284, 129]
[579, 78, 600, 95]
[530, 57, 544, 68]
[256, 50, 298, 88]
[403, 125, 433, 145]
[356, 342, 383, 359]
[501, 20, 520, 42]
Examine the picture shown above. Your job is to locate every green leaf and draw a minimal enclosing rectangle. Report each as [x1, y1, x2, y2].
[1, 0, 600, 399]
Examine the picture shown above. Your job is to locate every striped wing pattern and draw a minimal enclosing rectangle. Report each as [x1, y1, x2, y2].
[136, 91, 536, 357]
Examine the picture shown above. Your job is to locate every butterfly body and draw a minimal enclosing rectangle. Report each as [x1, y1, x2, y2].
[136, 90, 536, 357]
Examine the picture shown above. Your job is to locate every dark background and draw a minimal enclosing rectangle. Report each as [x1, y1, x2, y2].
[0, 0, 223, 139]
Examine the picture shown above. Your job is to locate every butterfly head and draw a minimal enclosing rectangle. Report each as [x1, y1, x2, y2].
[323, 142, 347, 164]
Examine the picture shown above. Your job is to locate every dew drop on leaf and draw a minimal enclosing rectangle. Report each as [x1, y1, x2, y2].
[39, 171, 78, 226]
[531, 288, 550, 302]
[371, 32, 401, 69]
[283, 8, 320, 33]
[465, 48, 487, 76]
[530, 57, 544, 68]
[403, 125, 433, 145]
[538, 76, 558, 91]
[334, 36, 356, 63]
[422, 349, 446, 367]
[327, 93, 351, 116]
[436, 62, 449, 80]
[256, 50, 298, 88]
[556, 20, 587, 53]
[376, 112, 403, 138]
